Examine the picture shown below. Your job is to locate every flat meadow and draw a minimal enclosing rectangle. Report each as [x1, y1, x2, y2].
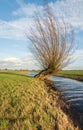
[57, 70, 83, 81]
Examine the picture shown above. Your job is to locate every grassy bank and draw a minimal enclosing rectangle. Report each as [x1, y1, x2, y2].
[56, 70, 83, 81]
[0, 72, 79, 130]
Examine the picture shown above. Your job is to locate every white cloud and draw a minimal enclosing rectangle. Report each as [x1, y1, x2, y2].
[0, 20, 23, 39]
[0, 18, 33, 39]
[0, 53, 39, 70]
[49, 0, 83, 30]
[14, 0, 83, 30]
[0, 0, 83, 40]
[0, 14, 36, 39]
[0, 49, 83, 70]
[13, 3, 37, 17]
[13, 0, 44, 17]
[65, 49, 83, 70]
[72, 50, 83, 60]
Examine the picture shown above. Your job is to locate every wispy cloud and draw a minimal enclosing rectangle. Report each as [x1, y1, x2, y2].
[0, 20, 24, 39]
[14, 0, 43, 17]
[13, 3, 37, 17]
[0, 18, 33, 39]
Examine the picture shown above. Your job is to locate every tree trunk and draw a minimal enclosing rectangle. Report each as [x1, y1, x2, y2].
[34, 69, 53, 79]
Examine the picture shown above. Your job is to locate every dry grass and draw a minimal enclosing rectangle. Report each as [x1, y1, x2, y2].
[0, 72, 79, 130]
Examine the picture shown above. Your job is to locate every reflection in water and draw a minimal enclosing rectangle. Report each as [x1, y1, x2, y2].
[29, 72, 83, 113]
[29, 72, 83, 127]
[51, 76, 83, 113]
[29, 72, 38, 77]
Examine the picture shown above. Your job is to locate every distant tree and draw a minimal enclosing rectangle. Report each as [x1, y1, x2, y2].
[28, 5, 74, 79]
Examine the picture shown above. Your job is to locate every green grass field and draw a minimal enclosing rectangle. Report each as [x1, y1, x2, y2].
[0, 72, 78, 130]
[57, 70, 83, 81]
[59, 70, 83, 75]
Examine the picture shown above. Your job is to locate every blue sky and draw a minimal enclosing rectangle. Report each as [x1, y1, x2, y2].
[0, 0, 83, 70]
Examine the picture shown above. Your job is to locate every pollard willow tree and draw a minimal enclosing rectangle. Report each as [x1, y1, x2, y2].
[28, 6, 74, 79]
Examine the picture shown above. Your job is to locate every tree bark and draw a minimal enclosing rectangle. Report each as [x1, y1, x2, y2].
[34, 69, 53, 79]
